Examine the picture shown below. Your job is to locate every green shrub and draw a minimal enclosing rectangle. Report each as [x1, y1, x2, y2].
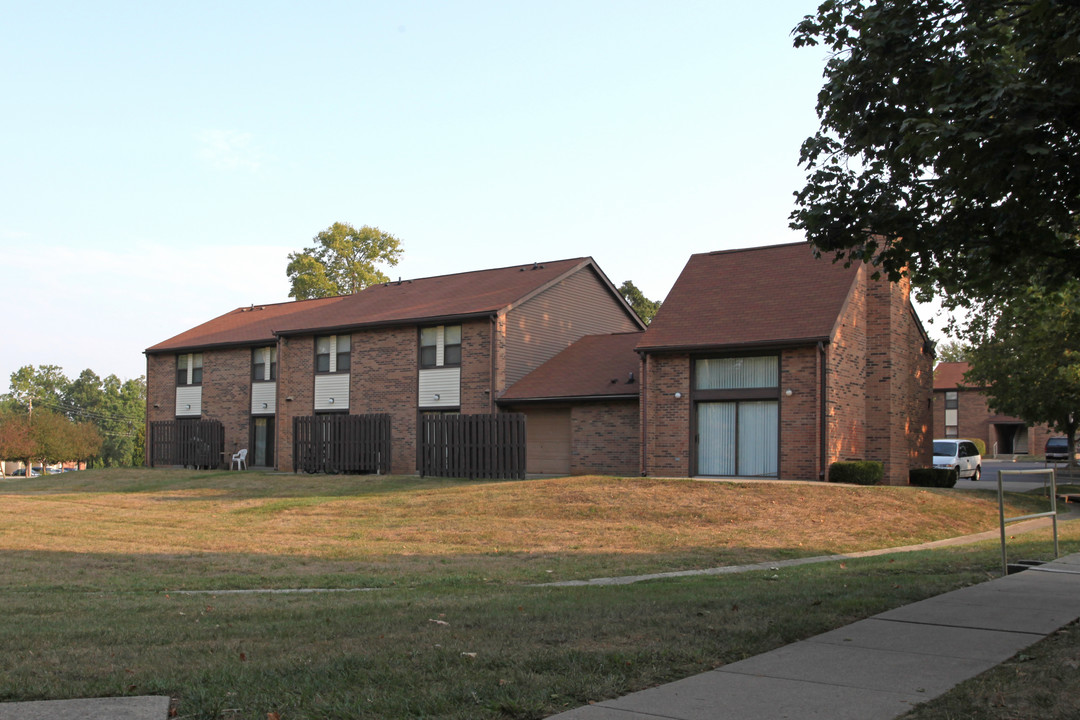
[909, 467, 957, 488]
[965, 438, 987, 457]
[828, 461, 884, 485]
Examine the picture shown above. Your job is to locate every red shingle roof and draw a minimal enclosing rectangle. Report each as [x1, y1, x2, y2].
[147, 258, 598, 353]
[636, 242, 861, 352]
[934, 361, 973, 390]
[144, 296, 345, 353]
[499, 332, 643, 401]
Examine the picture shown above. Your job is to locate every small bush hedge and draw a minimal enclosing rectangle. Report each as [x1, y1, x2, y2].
[910, 467, 957, 488]
[828, 460, 884, 485]
[965, 438, 987, 457]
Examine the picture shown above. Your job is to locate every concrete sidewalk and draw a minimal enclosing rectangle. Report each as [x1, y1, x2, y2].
[548, 552, 1080, 720]
[0, 696, 170, 720]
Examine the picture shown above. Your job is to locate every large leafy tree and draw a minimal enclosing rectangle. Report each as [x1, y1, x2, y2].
[0, 411, 34, 477]
[964, 282, 1080, 467]
[286, 222, 404, 300]
[791, 0, 1080, 309]
[7, 364, 69, 412]
[618, 280, 661, 325]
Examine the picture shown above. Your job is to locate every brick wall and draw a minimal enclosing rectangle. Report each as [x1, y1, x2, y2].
[202, 347, 251, 460]
[641, 353, 690, 476]
[145, 353, 175, 465]
[461, 319, 496, 414]
[826, 269, 869, 466]
[350, 326, 418, 475]
[862, 271, 933, 484]
[277, 335, 314, 472]
[571, 400, 639, 476]
[779, 346, 821, 480]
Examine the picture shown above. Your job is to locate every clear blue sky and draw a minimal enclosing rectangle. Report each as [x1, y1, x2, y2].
[0, 1, 947, 388]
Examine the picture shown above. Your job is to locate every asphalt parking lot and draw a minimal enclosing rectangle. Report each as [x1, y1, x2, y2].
[967, 459, 1079, 492]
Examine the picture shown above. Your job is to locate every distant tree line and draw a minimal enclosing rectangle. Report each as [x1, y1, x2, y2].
[0, 365, 146, 474]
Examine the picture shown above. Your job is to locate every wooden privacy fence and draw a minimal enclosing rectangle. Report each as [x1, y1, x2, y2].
[149, 419, 225, 468]
[293, 413, 391, 474]
[420, 413, 526, 480]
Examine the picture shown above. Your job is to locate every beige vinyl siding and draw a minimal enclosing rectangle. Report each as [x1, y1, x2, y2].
[505, 266, 639, 387]
[251, 382, 276, 415]
[175, 386, 202, 416]
[314, 374, 349, 411]
[418, 367, 461, 409]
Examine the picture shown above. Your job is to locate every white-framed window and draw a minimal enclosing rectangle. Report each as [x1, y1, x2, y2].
[252, 346, 277, 382]
[420, 325, 461, 369]
[944, 390, 958, 436]
[176, 353, 203, 386]
[316, 335, 350, 374]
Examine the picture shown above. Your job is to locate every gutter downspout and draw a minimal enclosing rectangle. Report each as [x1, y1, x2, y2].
[490, 315, 497, 413]
[819, 340, 827, 481]
[639, 351, 648, 476]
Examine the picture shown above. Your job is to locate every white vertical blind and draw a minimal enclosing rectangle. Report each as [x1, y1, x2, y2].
[695, 356, 778, 390]
[737, 401, 778, 476]
[697, 402, 736, 475]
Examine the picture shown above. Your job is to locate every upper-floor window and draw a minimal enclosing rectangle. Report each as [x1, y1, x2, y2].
[316, 334, 350, 373]
[944, 390, 959, 436]
[176, 352, 203, 386]
[252, 347, 277, 382]
[420, 325, 461, 369]
[695, 355, 777, 391]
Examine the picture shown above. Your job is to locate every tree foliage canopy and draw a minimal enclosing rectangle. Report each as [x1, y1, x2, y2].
[935, 340, 971, 364]
[964, 281, 1080, 465]
[618, 280, 661, 325]
[286, 223, 403, 300]
[791, 0, 1080, 308]
[2, 365, 145, 467]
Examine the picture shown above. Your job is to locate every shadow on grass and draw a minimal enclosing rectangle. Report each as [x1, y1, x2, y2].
[0, 467, 503, 499]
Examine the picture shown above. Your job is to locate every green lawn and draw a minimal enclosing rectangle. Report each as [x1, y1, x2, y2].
[0, 469, 1074, 719]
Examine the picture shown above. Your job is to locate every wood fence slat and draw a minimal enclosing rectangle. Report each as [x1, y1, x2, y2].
[418, 413, 525, 480]
[292, 414, 391, 475]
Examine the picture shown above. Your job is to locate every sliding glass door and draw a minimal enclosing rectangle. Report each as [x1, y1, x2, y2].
[697, 400, 778, 477]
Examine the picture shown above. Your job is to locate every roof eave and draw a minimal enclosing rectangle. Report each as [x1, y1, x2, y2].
[498, 393, 639, 405]
[145, 337, 276, 355]
[273, 310, 500, 338]
[635, 336, 831, 355]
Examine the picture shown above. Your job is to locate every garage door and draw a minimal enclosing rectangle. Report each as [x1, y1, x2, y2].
[525, 408, 571, 475]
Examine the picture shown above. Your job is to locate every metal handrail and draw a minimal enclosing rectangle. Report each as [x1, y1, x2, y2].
[998, 468, 1059, 576]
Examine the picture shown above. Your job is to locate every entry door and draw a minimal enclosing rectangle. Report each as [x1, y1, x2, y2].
[252, 416, 275, 467]
[697, 401, 777, 477]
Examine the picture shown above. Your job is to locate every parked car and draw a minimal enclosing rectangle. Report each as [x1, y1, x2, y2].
[1045, 437, 1078, 463]
[9, 468, 39, 477]
[933, 439, 982, 481]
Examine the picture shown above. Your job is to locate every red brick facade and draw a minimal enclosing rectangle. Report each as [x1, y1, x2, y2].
[570, 401, 639, 476]
[640, 353, 691, 477]
[201, 347, 252, 459]
[276, 335, 314, 473]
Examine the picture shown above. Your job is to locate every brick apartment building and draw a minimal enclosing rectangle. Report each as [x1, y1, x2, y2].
[932, 361, 1055, 456]
[633, 243, 933, 485]
[146, 243, 933, 483]
[145, 258, 644, 474]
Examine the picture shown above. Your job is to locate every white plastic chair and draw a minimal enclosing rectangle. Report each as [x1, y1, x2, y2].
[230, 448, 248, 471]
